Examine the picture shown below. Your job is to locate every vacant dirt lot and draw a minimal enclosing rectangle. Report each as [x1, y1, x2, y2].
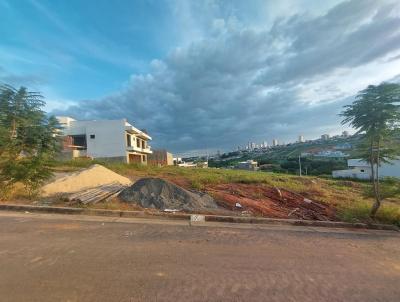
[0, 212, 399, 302]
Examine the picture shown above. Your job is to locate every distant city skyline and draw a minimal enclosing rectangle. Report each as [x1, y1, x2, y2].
[203, 130, 353, 159]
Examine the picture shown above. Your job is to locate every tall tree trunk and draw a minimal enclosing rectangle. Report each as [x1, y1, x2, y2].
[370, 138, 381, 218]
[11, 118, 16, 139]
[370, 163, 381, 218]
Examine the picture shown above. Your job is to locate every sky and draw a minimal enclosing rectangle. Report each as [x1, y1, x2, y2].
[1, 0, 400, 156]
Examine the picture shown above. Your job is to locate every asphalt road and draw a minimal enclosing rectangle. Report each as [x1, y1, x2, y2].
[0, 212, 399, 302]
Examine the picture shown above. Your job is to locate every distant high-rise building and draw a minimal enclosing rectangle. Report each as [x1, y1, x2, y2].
[262, 141, 268, 148]
[298, 135, 305, 143]
[342, 131, 349, 137]
[321, 134, 330, 141]
[272, 139, 278, 146]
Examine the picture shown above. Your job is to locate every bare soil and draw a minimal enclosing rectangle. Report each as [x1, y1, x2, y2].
[206, 183, 337, 220]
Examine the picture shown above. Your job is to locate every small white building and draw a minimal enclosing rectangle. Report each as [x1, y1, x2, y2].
[235, 160, 259, 171]
[332, 158, 400, 180]
[57, 116, 152, 164]
[342, 131, 350, 137]
[315, 150, 349, 158]
[321, 134, 330, 141]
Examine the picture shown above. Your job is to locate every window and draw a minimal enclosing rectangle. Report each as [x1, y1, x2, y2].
[90, 134, 95, 139]
[137, 139, 141, 148]
[72, 135, 87, 148]
[360, 169, 365, 172]
[126, 134, 131, 147]
[142, 155, 146, 162]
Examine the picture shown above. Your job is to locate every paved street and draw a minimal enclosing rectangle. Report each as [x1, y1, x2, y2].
[0, 211, 399, 302]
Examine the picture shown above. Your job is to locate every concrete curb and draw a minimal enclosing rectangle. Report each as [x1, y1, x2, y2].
[0, 204, 398, 231]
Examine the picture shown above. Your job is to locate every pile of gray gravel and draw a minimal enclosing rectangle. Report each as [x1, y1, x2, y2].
[118, 178, 218, 211]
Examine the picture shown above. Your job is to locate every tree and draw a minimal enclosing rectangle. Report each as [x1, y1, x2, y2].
[364, 177, 400, 204]
[0, 84, 60, 198]
[341, 83, 400, 217]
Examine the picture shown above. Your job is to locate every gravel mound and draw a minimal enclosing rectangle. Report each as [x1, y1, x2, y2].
[41, 164, 131, 197]
[119, 178, 218, 211]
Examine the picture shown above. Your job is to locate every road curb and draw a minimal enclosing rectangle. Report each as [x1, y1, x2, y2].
[0, 204, 398, 231]
[204, 215, 399, 231]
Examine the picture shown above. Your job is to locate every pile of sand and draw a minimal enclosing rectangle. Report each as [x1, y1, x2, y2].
[119, 178, 218, 211]
[41, 164, 131, 197]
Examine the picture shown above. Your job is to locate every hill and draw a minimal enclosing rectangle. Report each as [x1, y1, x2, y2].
[208, 135, 364, 175]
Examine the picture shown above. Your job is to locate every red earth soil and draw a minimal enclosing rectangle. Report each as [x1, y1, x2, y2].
[205, 183, 337, 221]
[164, 177, 336, 221]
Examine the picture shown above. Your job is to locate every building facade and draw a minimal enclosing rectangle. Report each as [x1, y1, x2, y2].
[235, 160, 259, 171]
[321, 134, 330, 141]
[332, 158, 400, 179]
[57, 116, 152, 164]
[148, 149, 173, 166]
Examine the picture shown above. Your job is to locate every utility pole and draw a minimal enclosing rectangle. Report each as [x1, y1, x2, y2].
[298, 154, 302, 177]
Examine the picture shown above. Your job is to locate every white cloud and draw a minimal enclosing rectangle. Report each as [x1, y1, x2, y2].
[54, 0, 400, 154]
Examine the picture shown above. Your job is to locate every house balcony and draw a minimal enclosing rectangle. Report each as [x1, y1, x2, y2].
[127, 145, 153, 154]
[125, 125, 152, 140]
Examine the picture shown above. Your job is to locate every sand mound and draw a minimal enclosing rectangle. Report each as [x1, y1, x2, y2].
[42, 164, 131, 197]
[119, 178, 218, 211]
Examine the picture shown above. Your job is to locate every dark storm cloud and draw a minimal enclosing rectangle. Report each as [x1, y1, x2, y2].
[258, 0, 400, 85]
[0, 66, 46, 87]
[54, 0, 400, 154]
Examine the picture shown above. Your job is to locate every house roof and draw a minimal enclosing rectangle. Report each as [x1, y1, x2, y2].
[348, 159, 369, 167]
[125, 121, 152, 140]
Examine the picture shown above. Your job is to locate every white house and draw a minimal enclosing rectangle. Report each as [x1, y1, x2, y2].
[332, 158, 400, 180]
[235, 160, 259, 171]
[57, 116, 152, 164]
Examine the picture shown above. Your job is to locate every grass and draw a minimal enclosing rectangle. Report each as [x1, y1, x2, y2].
[110, 164, 400, 225]
[99, 163, 400, 225]
[3, 159, 400, 226]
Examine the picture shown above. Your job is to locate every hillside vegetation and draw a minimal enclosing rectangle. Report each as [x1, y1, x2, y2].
[209, 135, 362, 175]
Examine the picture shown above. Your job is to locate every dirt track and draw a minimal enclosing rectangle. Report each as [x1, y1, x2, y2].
[0, 212, 399, 302]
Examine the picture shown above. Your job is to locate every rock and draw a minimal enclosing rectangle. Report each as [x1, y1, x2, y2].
[119, 178, 218, 211]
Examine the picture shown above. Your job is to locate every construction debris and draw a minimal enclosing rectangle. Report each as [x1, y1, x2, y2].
[119, 178, 218, 211]
[207, 183, 336, 221]
[235, 202, 243, 209]
[68, 182, 126, 204]
[41, 164, 131, 197]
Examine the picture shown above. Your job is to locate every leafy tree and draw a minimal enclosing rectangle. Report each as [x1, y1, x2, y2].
[0, 84, 60, 198]
[341, 83, 400, 217]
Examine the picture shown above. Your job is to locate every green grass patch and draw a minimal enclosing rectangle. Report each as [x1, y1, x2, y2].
[48, 161, 400, 226]
[338, 200, 400, 226]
